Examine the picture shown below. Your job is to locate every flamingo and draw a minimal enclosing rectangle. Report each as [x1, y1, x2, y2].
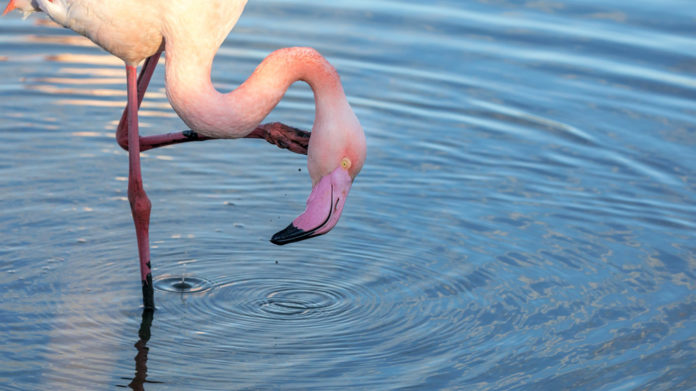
[3, 0, 367, 310]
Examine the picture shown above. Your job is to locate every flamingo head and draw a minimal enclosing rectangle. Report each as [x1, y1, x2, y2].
[271, 100, 366, 245]
[2, 0, 40, 18]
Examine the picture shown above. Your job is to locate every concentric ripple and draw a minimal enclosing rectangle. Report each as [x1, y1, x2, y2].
[209, 275, 358, 327]
[2, 0, 696, 389]
[149, 246, 472, 375]
[154, 274, 214, 293]
[256, 284, 343, 317]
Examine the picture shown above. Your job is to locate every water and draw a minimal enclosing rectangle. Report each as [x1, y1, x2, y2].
[1, 1, 695, 389]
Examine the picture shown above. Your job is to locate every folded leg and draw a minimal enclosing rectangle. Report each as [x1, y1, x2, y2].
[115, 53, 311, 309]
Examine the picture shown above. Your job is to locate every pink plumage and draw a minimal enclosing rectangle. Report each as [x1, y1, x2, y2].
[4, 0, 366, 308]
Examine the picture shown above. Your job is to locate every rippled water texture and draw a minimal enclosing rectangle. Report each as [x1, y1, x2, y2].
[1, 1, 696, 390]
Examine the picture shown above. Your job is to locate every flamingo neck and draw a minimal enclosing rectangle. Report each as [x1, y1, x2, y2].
[164, 45, 348, 139]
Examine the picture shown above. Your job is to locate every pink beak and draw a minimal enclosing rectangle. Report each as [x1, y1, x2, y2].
[271, 166, 353, 245]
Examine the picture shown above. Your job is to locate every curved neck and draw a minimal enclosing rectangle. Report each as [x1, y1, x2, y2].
[164, 45, 347, 139]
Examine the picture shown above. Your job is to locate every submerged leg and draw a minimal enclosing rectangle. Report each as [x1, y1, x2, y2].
[125, 64, 154, 310]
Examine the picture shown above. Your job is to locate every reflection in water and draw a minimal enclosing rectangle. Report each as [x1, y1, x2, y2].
[125, 309, 163, 391]
[1, 0, 696, 389]
[127, 339, 149, 391]
[45, 53, 123, 66]
[25, 33, 95, 47]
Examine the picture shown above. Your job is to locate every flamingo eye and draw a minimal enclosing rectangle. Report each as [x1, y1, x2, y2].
[341, 157, 351, 169]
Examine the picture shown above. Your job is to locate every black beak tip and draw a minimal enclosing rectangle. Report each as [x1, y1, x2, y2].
[270, 223, 309, 245]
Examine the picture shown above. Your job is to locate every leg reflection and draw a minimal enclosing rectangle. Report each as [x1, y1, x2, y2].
[128, 309, 162, 390]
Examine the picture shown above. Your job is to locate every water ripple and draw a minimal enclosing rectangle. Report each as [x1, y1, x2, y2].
[2, 1, 696, 389]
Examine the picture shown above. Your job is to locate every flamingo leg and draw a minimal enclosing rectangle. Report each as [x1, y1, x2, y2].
[117, 52, 162, 150]
[115, 53, 310, 155]
[115, 53, 311, 308]
[125, 64, 154, 310]
[137, 122, 309, 154]
[244, 122, 310, 155]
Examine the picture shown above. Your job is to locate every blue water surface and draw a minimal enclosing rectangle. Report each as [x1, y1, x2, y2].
[1, 1, 695, 390]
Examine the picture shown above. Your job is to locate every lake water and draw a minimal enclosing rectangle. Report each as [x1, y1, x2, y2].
[1, 1, 695, 390]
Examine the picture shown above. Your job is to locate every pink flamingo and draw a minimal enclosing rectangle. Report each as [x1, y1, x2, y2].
[4, 0, 366, 309]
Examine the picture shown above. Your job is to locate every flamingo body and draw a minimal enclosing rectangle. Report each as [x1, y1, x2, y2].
[35, 0, 248, 66]
[4, 0, 367, 307]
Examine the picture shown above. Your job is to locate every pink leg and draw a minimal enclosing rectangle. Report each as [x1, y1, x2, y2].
[125, 64, 154, 310]
[116, 54, 312, 308]
[116, 53, 310, 155]
[139, 122, 310, 154]
[117, 52, 162, 150]
[244, 122, 310, 155]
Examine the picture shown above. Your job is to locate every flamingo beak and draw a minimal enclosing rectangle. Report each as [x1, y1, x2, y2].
[271, 166, 353, 245]
[3, 0, 16, 15]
